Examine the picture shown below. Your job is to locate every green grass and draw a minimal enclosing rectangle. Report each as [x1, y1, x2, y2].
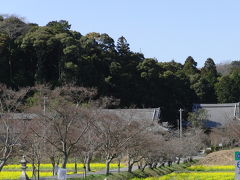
[132, 172, 235, 180]
[130, 164, 237, 180]
[69, 162, 195, 180]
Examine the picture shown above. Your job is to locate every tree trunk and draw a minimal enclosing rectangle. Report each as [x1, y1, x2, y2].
[149, 163, 153, 169]
[31, 156, 36, 180]
[140, 163, 148, 172]
[50, 158, 55, 176]
[32, 163, 36, 179]
[83, 164, 87, 179]
[117, 159, 121, 173]
[141, 163, 147, 172]
[58, 60, 61, 82]
[137, 161, 142, 170]
[128, 162, 133, 173]
[0, 147, 11, 172]
[52, 157, 60, 176]
[168, 161, 172, 167]
[62, 153, 68, 169]
[127, 157, 135, 173]
[177, 157, 181, 164]
[8, 45, 13, 85]
[0, 160, 6, 172]
[153, 162, 157, 168]
[159, 162, 165, 168]
[37, 161, 40, 180]
[86, 155, 92, 172]
[106, 159, 111, 175]
[74, 157, 77, 174]
[52, 165, 55, 176]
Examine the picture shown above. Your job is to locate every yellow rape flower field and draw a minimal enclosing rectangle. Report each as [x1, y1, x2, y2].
[0, 172, 53, 180]
[142, 172, 235, 180]
[131, 165, 236, 180]
[187, 165, 234, 171]
[0, 163, 125, 180]
[2, 163, 122, 171]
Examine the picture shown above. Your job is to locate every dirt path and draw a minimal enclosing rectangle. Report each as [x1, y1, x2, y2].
[40, 166, 138, 180]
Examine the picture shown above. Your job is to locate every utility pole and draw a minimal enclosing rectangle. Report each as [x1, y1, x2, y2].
[179, 108, 183, 139]
[43, 96, 48, 115]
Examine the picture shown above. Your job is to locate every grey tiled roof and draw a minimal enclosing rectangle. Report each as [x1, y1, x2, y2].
[193, 103, 240, 127]
[0, 108, 161, 122]
[0, 113, 38, 120]
[100, 108, 161, 121]
[99, 108, 168, 131]
[0, 108, 168, 131]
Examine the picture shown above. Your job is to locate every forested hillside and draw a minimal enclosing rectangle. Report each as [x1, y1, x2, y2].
[0, 15, 240, 124]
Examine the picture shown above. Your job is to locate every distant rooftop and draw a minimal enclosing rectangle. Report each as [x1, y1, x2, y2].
[100, 108, 161, 122]
[193, 103, 240, 128]
[0, 113, 37, 120]
[0, 108, 168, 131]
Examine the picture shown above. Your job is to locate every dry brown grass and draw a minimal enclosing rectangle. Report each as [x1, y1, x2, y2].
[198, 148, 240, 165]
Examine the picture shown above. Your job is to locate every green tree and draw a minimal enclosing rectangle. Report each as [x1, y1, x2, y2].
[54, 32, 81, 83]
[46, 20, 71, 33]
[188, 109, 209, 128]
[192, 77, 217, 103]
[0, 16, 30, 85]
[21, 26, 57, 83]
[21, 23, 79, 84]
[201, 58, 218, 85]
[78, 32, 116, 89]
[137, 58, 162, 80]
[215, 71, 240, 103]
[160, 60, 183, 73]
[116, 36, 130, 56]
[183, 56, 199, 76]
[193, 58, 219, 103]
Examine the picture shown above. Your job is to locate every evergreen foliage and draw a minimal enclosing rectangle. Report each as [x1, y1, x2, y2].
[0, 16, 239, 124]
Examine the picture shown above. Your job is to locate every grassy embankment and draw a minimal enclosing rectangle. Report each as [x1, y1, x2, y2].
[69, 162, 195, 180]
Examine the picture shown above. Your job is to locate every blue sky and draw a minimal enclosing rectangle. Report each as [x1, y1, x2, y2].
[1, 0, 240, 67]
